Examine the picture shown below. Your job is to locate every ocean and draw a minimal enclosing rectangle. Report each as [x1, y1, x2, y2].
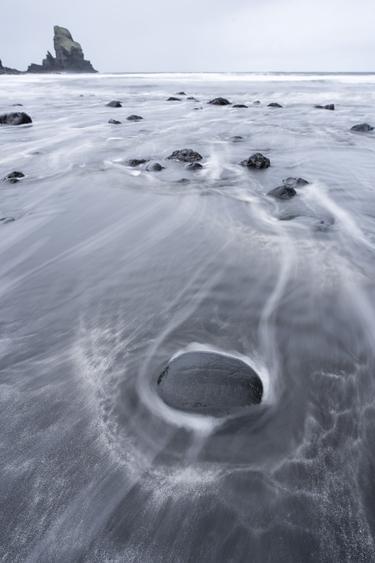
[1, 72, 375, 561]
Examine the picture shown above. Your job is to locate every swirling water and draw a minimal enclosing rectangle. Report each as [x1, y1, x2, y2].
[1, 72, 375, 562]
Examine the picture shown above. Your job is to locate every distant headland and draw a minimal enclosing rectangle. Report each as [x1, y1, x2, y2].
[0, 26, 97, 74]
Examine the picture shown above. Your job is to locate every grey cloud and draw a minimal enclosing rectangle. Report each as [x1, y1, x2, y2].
[1, 0, 375, 72]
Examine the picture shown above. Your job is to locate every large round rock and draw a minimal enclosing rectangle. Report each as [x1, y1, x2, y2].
[157, 351, 263, 416]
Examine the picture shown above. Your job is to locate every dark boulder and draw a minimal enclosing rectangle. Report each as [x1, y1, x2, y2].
[0, 112, 32, 125]
[3, 171, 25, 184]
[108, 119, 121, 125]
[233, 104, 248, 108]
[283, 177, 309, 188]
[268, 185, 297, 200]
[167, 149, 203, 163]
[176, 91, 186, 95]
[208, 97, 231, 106]
[268, 102, 283, 108]
[351, 123, 374, 132]
[127, 115, 143, 121]
[186, 162, 203, 171]
[157, 350, 263, 416]
[241, 153, 271, 169]
[231, 135, 244, 143]
[127, 159, 149, 167]
[315, 104, 335, 110]
[146, 162, 165, 172]
[167, 97, 181, 102]
[106, 100, 122, 108]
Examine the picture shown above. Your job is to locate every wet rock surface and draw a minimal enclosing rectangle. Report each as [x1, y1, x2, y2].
[351, 123, 374, 132]
[208, 97, 231, 106]
[232, 104, 248, 108]
[0, 112, 32, 125]
[3, 171, 25, 184]
[268, 102, 283, 108]
[167, 149, 203, 163]
[108, 119, 122, 125]
[167, 97, 181, 102]
[127, 159, 149, 167]
[157, 351, 263, 416]
[185, 162, 203, 171]
[241, 153, 271, 169]
[283, 177, 310, 188]
[127, 115, 143, 122]
[107, 101, 122, 108]
[268, 185, 297, 200]
[315, 104, 335, 110]
[146, 162, 165, 172]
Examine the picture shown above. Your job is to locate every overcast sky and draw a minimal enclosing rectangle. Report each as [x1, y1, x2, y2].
[2, 0, 375, 72]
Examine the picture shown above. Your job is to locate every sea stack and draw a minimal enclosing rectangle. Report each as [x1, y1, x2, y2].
[27, 26, 97, 73]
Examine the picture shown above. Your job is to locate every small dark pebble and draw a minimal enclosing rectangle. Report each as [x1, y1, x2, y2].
[0, 217, 15, 224]
[268, 185, 297, 200]
[127, 159, 149, 167]
[106, 100, 122, 108]
[0, 112, 32, 125]
[253, 100, 261, 105]
[187, 96, 199, 101]
[167, 149, 203, 163]
[231, 135, 244, 143]
[108, 119, 121, 125]
[176, 91, 186, 96]
[208, 97, 231, 106]
[12, 103, 23, 107]
[177, 178, 190, 184]
[127, 115, 143, 122]
[167, 97, 181, 102]
[3, 171, 25, 184]
[315, 104, 335, 110]
[351, 123, 374, 132]
[232, 104, 248, 108]
[186, 162, 203, 171]
[241, 153, 271, 169]
[146, 162, 165, 172]
[268, 102, 283, 108]
[283, 177, 310, 188]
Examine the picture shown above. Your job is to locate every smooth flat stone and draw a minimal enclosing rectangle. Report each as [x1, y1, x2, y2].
[157, 351, 263, 416]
